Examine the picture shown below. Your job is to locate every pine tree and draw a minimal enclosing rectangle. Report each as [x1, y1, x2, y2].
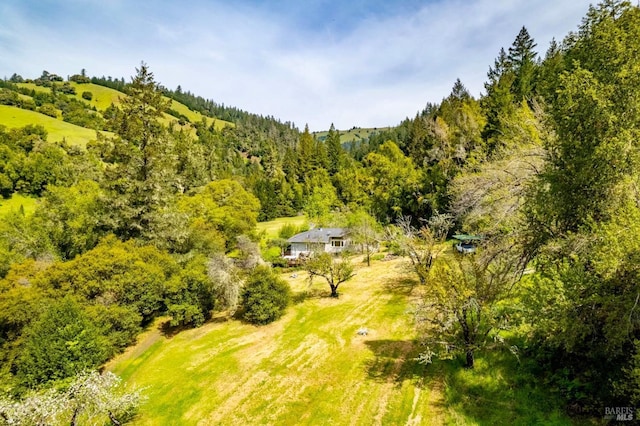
[325, 123, 343, 176]
[507, 26, 538, 101]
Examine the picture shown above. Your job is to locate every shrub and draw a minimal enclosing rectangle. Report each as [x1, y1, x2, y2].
[38, 103, 58, 118]
[241, 266, 291, 325]
[82, 91, 93, 101]
[278, 223, 297, 239]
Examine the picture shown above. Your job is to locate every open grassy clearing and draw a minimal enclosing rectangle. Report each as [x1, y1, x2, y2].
[0, 105, 103, 146]
[313, 127, 390, 145]
[19, 82, 124, 111]
[256, 215, 308, 240]
[107, 255, 571, 425]
[0, 193, 37, 217]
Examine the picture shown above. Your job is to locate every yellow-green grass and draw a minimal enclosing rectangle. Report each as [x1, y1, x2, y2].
[167, 100, 231, 130]
[0, 105, 103, 146]
[17, 82, 123, 111]
[69, 82, 125, 110]
[17, 82, 232, 131]
[15, 82, 50, 94]
[107, 257, 571, 425]
[0, 193, 37, 217]
[257, 215, 308, 240]
[313, 127, 391, 145]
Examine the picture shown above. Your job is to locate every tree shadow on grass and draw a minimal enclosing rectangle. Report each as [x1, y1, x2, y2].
[435, 350, 573, 425]
[380, 276, 419, 297]
[364, 340, 574, 424]
[291, 288, 334, 304]
[364, 339, 441, 388]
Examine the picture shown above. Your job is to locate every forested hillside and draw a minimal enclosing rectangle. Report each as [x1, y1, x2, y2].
[1, 1, 640, 423]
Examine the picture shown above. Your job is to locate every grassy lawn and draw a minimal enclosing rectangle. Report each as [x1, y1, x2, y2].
[0, 105, 103, 146]
[256, 215, 308, 240]
[107, 256, 572, 425]
[0, 193, 37, 217]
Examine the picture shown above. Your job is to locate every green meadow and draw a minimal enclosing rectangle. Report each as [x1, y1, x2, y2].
[17, 82, 232, 131]
[108, 256, 572, 425]
[313, 126, 391, 145]
[256, 215, 308, 240]
[0, 105, 102, 146]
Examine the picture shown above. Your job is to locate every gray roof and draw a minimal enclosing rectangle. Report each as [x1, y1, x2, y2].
[288, 228, 348, 244]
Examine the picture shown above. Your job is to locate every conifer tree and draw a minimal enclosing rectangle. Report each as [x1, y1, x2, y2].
[508, 26, 538, 101]
[325, 123, 344, 176]
[97, 63, 180, 244]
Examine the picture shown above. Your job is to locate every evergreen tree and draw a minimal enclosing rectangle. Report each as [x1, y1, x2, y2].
[482, 48, 515, 147]
[297, 124, 314, 180]
[97, 63, 180, 245]
[507, 26, 538, 101]
[325, 123, 343, 176]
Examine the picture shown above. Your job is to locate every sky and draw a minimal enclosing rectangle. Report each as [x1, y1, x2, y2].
[0, 0, 594, 131]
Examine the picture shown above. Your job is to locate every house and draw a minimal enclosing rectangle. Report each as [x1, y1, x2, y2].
[284, 228, 350, 259]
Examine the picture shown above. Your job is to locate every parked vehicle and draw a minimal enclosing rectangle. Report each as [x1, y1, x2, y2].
[452, 234, 482, 255]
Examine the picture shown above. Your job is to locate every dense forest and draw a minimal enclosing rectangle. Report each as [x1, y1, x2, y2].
[1, 1, 640, 423]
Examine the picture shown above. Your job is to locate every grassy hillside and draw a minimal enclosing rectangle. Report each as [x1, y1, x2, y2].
[313, 127, 390, 145]
[17, 82, 231, 131]
[107, 256, 570, 425]
[0, 105, 103, 146]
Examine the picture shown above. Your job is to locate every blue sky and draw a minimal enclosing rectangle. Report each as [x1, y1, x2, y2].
[0, 0, 593, 130]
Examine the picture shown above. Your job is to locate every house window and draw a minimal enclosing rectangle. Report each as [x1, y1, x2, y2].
[331, 240, 344, 247]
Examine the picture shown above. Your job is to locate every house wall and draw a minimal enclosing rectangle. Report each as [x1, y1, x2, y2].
[289, 239, 350, 257]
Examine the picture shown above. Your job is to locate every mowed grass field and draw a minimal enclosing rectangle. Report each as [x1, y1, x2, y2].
[0, 105, 103, 146]
[256, 215, 308, 239]
[107, 256, 572, 425]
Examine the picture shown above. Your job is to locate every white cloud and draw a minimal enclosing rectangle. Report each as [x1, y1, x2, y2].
[0, 0, 593, 131]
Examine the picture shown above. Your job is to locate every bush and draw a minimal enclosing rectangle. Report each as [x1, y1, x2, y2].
[278, 223, 297, 239]
[38, 103, 58, 118]
[241, 266, 291, 325]
[82, 91, 93, 101]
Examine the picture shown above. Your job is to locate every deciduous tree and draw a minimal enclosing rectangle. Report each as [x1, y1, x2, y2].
[306, 252, 355, 298]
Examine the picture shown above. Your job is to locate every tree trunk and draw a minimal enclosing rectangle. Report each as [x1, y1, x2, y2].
[465, 349, 474, 369]
[109, 411, 122, 426]
[70, 407, 79, 426]
[330, 284, 339, 298]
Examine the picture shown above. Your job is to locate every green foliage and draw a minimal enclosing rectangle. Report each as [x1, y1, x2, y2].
[95, 63, 180, 245]
[417, 249, 520, 369]
[306, 252, 355, 297]
[38, 103, 58, 118]
[241, 266, 290, 324]
[16, 297, 109, 387]
[165, 256, 214, 327]
[363, 141, 423, 222]
[325, 123, 344, 175]
[346, 209, 382, 266]
[303, 170, 340, 222]
[521, 1, 640, 410]
[81, 91, 92, 101]
[31, 181, 105, 259]
[42, 236, 178, 323]
[179, 179, 260, 252]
